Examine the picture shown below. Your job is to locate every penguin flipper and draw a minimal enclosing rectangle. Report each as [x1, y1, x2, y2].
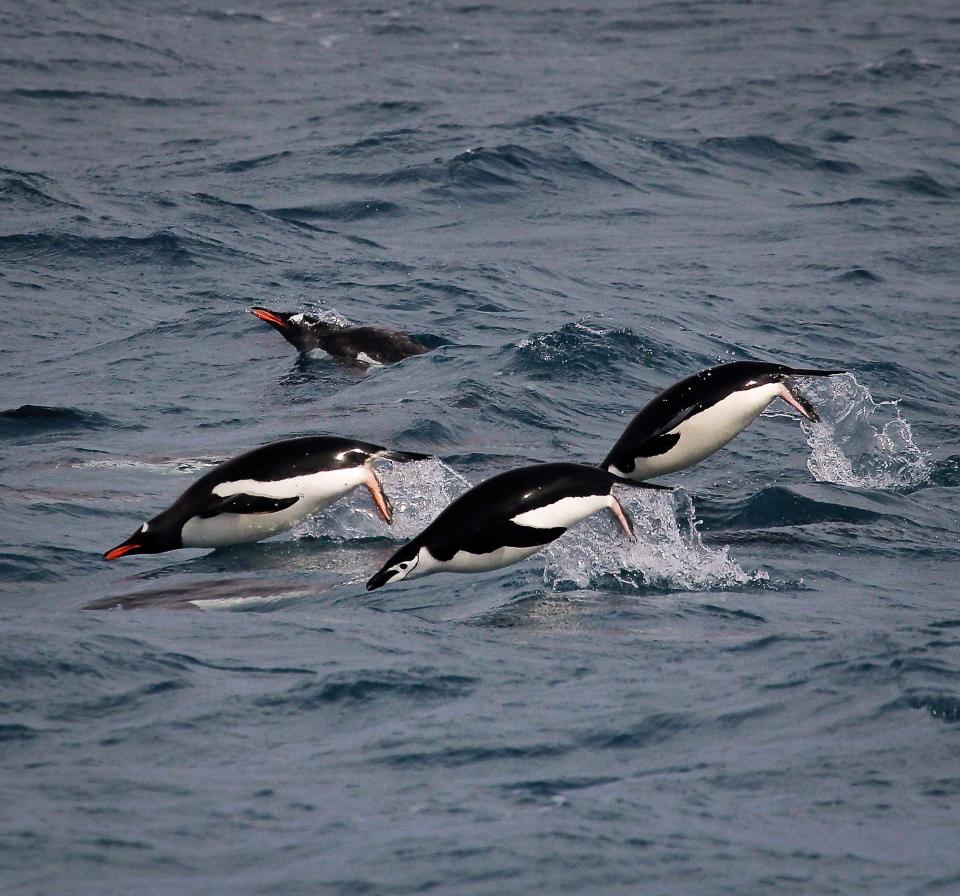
[198, 493, 300, 518]
[631, 431, 682, 458]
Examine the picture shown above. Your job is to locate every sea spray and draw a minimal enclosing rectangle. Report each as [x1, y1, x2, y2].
[297, 456, 470, 541]
[798, 373, 929, 489]
[542, 488, 766, 592]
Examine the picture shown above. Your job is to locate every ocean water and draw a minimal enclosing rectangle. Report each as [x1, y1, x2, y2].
[2, 1, 960, 893]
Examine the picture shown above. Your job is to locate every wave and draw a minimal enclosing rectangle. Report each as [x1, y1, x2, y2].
[799, 373, 930, 489]
[510, 320, 693, 381]
[267, 199, 402, 224]
[701, 484, 893, 531]
[5, 87, 206, 107]
[252, 669, 475, 712]
[214, 150, 293, 173]
[876, 173, 957, 199]
[0, 174, 81, 210]
[0, 405, 118, 439]
[699, 134, 860, 175]
[542, 489, 766, 593]
[0, 230, 201, 267]
[806, 49, 943, 84]
[330, 142, 632, 196]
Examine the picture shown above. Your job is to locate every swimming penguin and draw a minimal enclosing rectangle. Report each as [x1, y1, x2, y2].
[601, 360, 844, 482]
[366, 462, 668, 590]
[103, 436, 429, 560]
[251, 307, 428, 366]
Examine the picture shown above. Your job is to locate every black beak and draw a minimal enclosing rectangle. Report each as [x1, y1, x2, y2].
[366, 566, 394, 592]
[782, 380, 821, 422]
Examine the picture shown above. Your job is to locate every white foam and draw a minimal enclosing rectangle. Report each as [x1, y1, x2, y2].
[542, 489, 765, 592]
[799, 373, 930, 489]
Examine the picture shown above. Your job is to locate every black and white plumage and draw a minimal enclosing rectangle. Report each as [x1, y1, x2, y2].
[366, 462, 667, 591]
[103, 436, 429, 560]
[251, 307, 428, 366]
[601, 361, 844, 482]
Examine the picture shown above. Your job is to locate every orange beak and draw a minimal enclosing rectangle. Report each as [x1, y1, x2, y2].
[251, 307, 288, 329]
[103, 543, 142, 561]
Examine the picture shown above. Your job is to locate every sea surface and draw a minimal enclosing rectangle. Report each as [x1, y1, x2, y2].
[2, 1, 960, 893]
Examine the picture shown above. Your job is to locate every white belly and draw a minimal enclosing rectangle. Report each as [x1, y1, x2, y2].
[414, 494, 615, 577]
[180, 466, 368, 548]
[512, 493, 612, 529]
[620, 383, 781, 479]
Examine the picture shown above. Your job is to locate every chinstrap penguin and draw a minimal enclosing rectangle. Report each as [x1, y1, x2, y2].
[366, 462, 669, 590]
[601, 360, 844, 482]
[103, 436, 429, 560]
[251, 307, 428, 366]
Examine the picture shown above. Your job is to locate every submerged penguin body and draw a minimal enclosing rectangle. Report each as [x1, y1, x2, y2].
[251, 307, 428, 366]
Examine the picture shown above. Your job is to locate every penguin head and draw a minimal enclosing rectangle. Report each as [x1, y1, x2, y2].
[103, 518, 182, 561]
[251, 307, 336, 352]
[366, 543, 422, 591]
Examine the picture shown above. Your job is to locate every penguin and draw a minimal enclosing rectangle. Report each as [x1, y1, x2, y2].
[601, 360, 844, 482]
[103, 436, 429, 560]
[365, 462, 668, 590]
[250, 307, 428, 366]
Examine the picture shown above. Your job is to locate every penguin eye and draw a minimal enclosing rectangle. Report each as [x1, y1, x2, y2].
[398, 562, 408, 570]
[139, 522, 150, 534]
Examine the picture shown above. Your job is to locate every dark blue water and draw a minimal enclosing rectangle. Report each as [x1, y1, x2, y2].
[3, 1, 960, 892]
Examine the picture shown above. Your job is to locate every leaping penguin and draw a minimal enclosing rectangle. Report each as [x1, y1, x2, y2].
[366, 462, 668, 590]
[601, 360, 844, 482]
[251, 307, 428, 366]
[103, 436, 429, 559]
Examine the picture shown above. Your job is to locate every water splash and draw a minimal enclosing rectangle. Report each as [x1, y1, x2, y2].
[298, 304, 352, 327]
[799, 373, 930, 489]
[542, 489, 766, 593]
[296, 456, 470, 541]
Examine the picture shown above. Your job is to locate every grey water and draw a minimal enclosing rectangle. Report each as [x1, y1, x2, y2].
[2, 1, 960, 893]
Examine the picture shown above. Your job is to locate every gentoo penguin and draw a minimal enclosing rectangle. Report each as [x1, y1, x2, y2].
[103, 436, 429, 560]
[601, 360, 844, 482]
[250, 306, 428, 366]
[366, 462, 668, 590]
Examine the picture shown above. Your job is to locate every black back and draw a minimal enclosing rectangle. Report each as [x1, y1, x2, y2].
[254, 306, 427, 363]
[602, 361, 840, 474]
[322, 325, 428, 364]
[410, 462, 616, 559]
[156, 436, 386, 524]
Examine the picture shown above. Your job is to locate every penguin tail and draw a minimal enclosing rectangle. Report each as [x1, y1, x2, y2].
[607, 473, 673, 491]
[374, 449, 432, 463]
[783, 367, 846, 377]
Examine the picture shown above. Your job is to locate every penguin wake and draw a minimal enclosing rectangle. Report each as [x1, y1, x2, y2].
[797, 373, 930, 490]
